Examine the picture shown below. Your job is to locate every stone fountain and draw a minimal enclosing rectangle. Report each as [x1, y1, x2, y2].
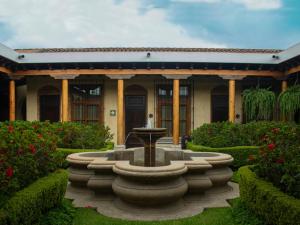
[132, 128, 167, 167]
[65, 128, 239, 221]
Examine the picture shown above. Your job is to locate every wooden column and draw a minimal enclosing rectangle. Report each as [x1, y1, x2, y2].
[173, 79, 180, 145]
[9, 80, 16, 121]
[229, 79, 236, 123]
[117, 79, 125, 145]
[281, 80, 288, 92]
[61, 79, 69, 122]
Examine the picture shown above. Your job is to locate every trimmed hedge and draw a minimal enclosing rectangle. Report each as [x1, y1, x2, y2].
[53, 144, 114, 169]
[239, 166, 300, 225]
[187, 143, 259, 169]
[192, 121, 299, 148]
[0, 169, 68, 225]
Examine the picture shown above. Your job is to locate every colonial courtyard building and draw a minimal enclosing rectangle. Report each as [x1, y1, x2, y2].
[0, 42, 299, 146]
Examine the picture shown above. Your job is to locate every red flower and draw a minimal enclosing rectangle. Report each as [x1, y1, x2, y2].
[29, 144, 36, 154]
[17, 148, 24, 155]
[268, 143, 276, 151]
[248, 155, 255, 161]
[6, 167, 13, 178]
[276, 158, 285, 164]
[272, 128, 280, 134]
[7, 125, 14, 133]
[37, 134, 43, 139]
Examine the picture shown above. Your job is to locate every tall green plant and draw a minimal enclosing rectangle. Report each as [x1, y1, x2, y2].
[278, 85, 300, 119]
[242, 87, 275, 122]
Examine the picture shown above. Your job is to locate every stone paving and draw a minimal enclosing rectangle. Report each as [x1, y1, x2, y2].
[65, 182, 239, 221]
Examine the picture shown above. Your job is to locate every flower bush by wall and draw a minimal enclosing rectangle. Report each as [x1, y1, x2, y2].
[52, 122, 113, 149]
[251, 124, 300, 198]
[191, 121, 298, 148]
[0, 121, 58, 205]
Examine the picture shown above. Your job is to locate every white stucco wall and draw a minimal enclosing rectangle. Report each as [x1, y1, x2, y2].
[25, 75, 243, 143]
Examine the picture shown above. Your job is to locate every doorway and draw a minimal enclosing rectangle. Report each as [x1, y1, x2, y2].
[125, 85, 147, 148]
[39, 86, 60, 122]
[211, 85, 229, 122]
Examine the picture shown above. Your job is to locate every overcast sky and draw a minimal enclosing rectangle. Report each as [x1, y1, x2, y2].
[0, 0, 299, 49]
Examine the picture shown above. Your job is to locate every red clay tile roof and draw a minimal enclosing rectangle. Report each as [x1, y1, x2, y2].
[15, 47, 282, 54]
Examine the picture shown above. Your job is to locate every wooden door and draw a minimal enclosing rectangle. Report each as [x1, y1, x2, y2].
[125, 85, 147, 148]
[40, 95, 60, 122]
[211, 85, 229, 122]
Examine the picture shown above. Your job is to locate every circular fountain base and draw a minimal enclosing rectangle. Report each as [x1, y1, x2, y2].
[65, 182, 239, 221]
[65, 146, 238, 220]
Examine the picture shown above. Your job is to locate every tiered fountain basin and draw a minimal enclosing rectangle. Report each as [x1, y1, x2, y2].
[67, 147, 233, 207]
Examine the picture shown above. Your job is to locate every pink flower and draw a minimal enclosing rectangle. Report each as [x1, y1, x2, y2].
[6, 167, 13, 178]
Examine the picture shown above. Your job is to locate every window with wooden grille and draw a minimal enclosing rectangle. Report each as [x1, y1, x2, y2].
[71, 84, 103, 124]
[156, 84, 191, 137]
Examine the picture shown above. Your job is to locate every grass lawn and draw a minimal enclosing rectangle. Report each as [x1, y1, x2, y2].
[70, 198, 264, 225]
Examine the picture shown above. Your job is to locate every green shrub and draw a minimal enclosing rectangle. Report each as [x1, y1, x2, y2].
[239, 166, 300, 225]
[52, 145, 114, 169]
[187, 143, 259, 169]
[230, 198, 266, 225]
[191, 122, 247, 147]
[251, 124, 300, 198]
[0, 169, 68, 225]
[52, 122, 113, 149]
[191, 121, 298, 147]
[35, 199, 75, 225]
[0, 121, 59, 204]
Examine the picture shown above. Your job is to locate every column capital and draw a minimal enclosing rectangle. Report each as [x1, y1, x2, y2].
[50, 74, 79, 79]
[106, 74, 135, 79]
[8, 74, 24, 80]
[162, 74, 192, 80]
[275, 75, 289, 81]
[218, 75, 246, 80]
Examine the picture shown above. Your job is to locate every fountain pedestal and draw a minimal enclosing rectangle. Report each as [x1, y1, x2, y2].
[133, 128, 167, 167]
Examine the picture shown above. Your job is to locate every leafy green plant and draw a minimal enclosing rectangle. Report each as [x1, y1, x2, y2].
[0, 121, 59, 204]
[239, 166, 300, 225]
[35, 199, 75, 225]
[187, 143, 259, 169]
[278, 85, 300, 120]
[0, 170, 68, 225]
[242, 87, 275, 122]
[251, 123, 300, 198]
[52, 122, 113, 149]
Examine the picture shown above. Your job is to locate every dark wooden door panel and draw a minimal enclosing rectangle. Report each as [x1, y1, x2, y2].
[40, 95, 60, 122]
[125, 95, 146, 148]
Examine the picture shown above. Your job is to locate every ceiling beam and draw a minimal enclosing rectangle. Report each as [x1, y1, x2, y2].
[12, 68, 284, 77]
[285, 65, 300, 75]
[0, 66, 12, 74]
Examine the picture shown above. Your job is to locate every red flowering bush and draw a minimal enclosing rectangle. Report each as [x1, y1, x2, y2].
[252, 123, 300, 198]
[0, 121, 58, 206]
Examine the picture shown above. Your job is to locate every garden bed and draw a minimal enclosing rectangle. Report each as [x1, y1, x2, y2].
[239, 166, 300, 225]
[187, 143, 258, 169]
[0, 169, 68, 225]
